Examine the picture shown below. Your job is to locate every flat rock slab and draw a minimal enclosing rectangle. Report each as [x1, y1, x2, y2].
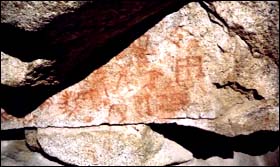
[33, 125, 192, 166]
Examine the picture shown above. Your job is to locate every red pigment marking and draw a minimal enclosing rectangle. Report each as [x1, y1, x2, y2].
[115, 67, 129, 92]
[108, 104, 127, 123]
[83, 116, 93, 123]
[175, 56, 204, 88]
[58, 91, 81, 117]
[142, 70, 164, 90]
[38, 98, 53, 111]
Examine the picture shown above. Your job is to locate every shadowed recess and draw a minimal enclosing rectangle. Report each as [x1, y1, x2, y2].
[0, 128, 25, 140]
[1, 0, 189, 117]
[149, 123, 279, 159]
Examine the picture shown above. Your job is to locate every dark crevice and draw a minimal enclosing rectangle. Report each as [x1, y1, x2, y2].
[199, 1, 229, 29]
[200, 1, 279, 66]
[229, 23, 256, 56]
[217, 44, 225, 53]
[1, 0, 189, 117]
[165, 160, 192, 166]
[199, 1, 254, 55]
[149, 123, 279, 159]
[36, 149, 75, 166]
[213, 81, 265, 100]
[1, 128, 26, 140]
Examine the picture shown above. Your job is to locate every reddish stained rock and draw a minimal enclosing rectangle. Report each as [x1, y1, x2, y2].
[2, 32, 205, 126]
[50, 35, 204, 122]
[1, 2, 279, 137]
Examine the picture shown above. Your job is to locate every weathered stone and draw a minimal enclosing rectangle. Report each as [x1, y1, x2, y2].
[208, 1, 279, 65]
[1, 52, 56, 87]
[1, 2, 279, 137]
[33, 125, 192, 166]
[25, 129, 40, 152]
[1, 1, 87, 31]
[2, 139, 279, 166]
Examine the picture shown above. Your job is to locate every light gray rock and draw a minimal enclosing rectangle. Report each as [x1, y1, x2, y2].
[208, 1, 279, 66]
[1, 52, 56, 87]
[1, 1, 87, 31]
[2, 139, 278, 166]
[34, 125, 193, 166]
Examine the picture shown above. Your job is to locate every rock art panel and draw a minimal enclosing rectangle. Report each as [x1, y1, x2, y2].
[1, 2, 279, 136]
[1, 33, 210, 126]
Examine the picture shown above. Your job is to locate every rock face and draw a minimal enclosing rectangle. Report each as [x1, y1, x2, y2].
[1, 1, 87, 31]
[2, 1, 279, 136]
[32, 125, 192, 166]
[1, 1, 279, 166]
[1, 52, 55, 87]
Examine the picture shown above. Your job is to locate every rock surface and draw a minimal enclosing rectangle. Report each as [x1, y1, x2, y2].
[1, 1, 87, 31]
[2, 1, 279, 137]
[1, 52, 56, 87]
[32, 125, 192, 166]
[1, 1, 279, 166]
[209, 1, 279, 66]
[2, 139, 278, 166]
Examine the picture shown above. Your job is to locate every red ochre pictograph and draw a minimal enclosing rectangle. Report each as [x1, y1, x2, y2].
[108, 104, 128, 123]
[31, 29, 206, 123]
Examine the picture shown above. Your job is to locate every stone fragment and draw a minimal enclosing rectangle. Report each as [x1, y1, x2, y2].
[1, 1, 87, 31]
[208, 1, 279, 65]
[2, 139, 278, 166]
[1, 52, 56, 87]
[25, 129, 40, 152]
[34, 125, 192, 166]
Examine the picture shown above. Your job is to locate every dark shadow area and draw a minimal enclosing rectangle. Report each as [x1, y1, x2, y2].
[0, 24, 56, 61]
[1, 128, 25, 140]
[149, 123, 279, 159]
[1, 0, 189, 117]
[1, 84, 61, 117]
